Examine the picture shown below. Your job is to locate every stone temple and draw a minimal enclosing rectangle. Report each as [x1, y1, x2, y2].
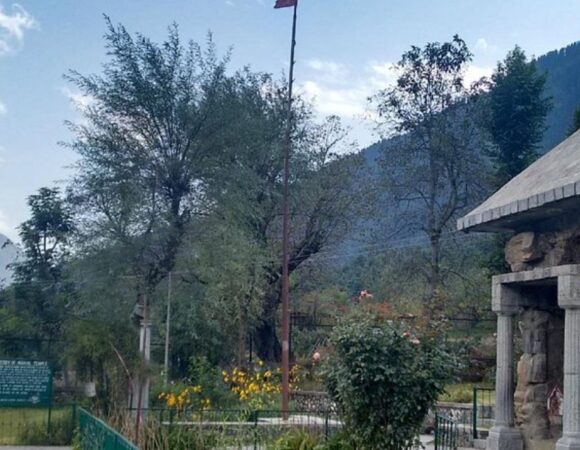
[458, 129, 580, 450]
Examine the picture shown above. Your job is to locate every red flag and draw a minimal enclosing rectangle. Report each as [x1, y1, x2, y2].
[274, 0, 296, 8]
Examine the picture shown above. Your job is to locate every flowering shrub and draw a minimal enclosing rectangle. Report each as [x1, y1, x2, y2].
[323, 312, 459, 450]
[222, 360, 300, 411]
[158, 384, 212, 412]
[159, 359, 301, 414]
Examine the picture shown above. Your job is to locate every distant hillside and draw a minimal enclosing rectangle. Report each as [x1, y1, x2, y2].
[343, 41, 580, 261]
[0, 234, 17, 284]
[361, 41, 580, 165]
[536, 41, 580, 151]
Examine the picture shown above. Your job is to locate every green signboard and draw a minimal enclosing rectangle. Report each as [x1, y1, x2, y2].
[0, 359, 52, 406]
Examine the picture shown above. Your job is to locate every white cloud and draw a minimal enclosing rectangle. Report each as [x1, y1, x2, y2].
[465, 65, 493, 85]
[225, 0, 234, 5]
[302, 80, 367, 117]
[473, 37, 500, 58]
[60, 86, 95, 112]
[300, 59, 397, 121]
[0, 208, 15, 240]
[475, 38, 488, 51]
[299, 59, 494, 147]
[0, 3, 36, 56]
[307, 59, 347, 76]
[368, 61, 396, 78]
[368, 61, 399, 89]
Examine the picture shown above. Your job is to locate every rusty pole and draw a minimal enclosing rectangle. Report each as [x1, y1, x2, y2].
[281, 0, 298, 418]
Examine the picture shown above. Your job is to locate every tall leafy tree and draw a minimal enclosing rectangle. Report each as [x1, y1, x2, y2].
[66, 19, 229, 299]
[6, 187, 74, 362]
[206, 70, 363, 361]
[65, 19, 231, 414]
[488, 46, 552, 187]
[568, 105, 580, 136]
[484, 47, 552, 274]
[372, 36, 488, 312]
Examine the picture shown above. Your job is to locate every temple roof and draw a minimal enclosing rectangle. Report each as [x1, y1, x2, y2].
[458, 129, 580, 232]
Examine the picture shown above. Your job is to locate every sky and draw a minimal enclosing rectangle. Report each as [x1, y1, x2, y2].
[1, 0, 580, 242]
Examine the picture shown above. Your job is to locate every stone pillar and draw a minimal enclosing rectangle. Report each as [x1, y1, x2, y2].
[556, 275, 580, 450]
[488, 283, 523, 450]
[515, 310, 551, 441]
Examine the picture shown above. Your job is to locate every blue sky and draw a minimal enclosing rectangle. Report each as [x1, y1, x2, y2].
[1, 0, 580, 241]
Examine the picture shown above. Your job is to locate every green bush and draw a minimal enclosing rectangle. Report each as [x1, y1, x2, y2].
[268, 430, 356, 450]
[439, 383, 474, 403]
[323, 312, 459, 450]
[317, 431, 355, 450]
[17, 413, 74, 445]
[188, 356, 234, 406]
[269, 429, 321, 450]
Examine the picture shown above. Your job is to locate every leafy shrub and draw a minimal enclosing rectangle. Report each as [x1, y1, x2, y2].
[188, 356, 234, 406]
[17, 413, 74, 445]
[268, 429, 357, 450]
[322, 312, 459, 450]
[439, 383, 474, 403]
[317, 431, 355, 450]
[269, 429, 321, 450]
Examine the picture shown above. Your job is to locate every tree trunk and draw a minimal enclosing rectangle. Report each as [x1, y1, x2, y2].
[255, 290, 281, 362]
[255, 320, 281, 362]
[427, 232, 443, 316]
[254, 282, 283, 362]
[237, 310, 246, 368]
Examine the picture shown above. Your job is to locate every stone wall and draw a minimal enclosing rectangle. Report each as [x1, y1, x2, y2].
[514, 308, 564, 447]
[505, 230, 580, 272]
[503, 231, 570, 449]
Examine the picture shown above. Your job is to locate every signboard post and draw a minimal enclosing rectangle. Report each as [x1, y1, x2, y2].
[0, 359, 53, 436]
[0, 359, 52, 406]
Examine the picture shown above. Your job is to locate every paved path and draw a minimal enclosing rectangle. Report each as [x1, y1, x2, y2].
[0, 447, 71, 450]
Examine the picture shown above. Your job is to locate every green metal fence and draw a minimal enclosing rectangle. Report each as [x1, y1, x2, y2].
[128, 407, 340, 449]
[472, 386, 495, 439]
[434, 413, 458, 450]
[0, 404, 76, 445]
[79, 408, 138, 450]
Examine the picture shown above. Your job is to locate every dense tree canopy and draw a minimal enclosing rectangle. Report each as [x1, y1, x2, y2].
[488, 46, 552, 187]
[66, 19, 231, 299]
[372, 35, 489, 311]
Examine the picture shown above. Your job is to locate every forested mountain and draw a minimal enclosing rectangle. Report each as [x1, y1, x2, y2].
[359, 40, 580, 188]
[360, 41, 580, 164]
[537, 41, 580, 151]
[342, 41, 580, 268]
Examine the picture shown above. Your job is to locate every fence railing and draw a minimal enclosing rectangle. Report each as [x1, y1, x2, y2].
[0, 404, 76, 445]
[79, 408, 138, 450]
[126, 407, 340, 449]
[434, 413, 458, 450]
[472, 386, 495, 439]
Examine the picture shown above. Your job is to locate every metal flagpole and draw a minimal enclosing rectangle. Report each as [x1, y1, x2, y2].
[280, 0, 298, 417]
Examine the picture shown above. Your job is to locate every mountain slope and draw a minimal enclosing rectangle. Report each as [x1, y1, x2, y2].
[537, 41, 580, 151]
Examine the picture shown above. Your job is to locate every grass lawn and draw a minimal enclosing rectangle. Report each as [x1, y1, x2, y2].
[0, 406, 73, 444]
[439, 383, 495, 405]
